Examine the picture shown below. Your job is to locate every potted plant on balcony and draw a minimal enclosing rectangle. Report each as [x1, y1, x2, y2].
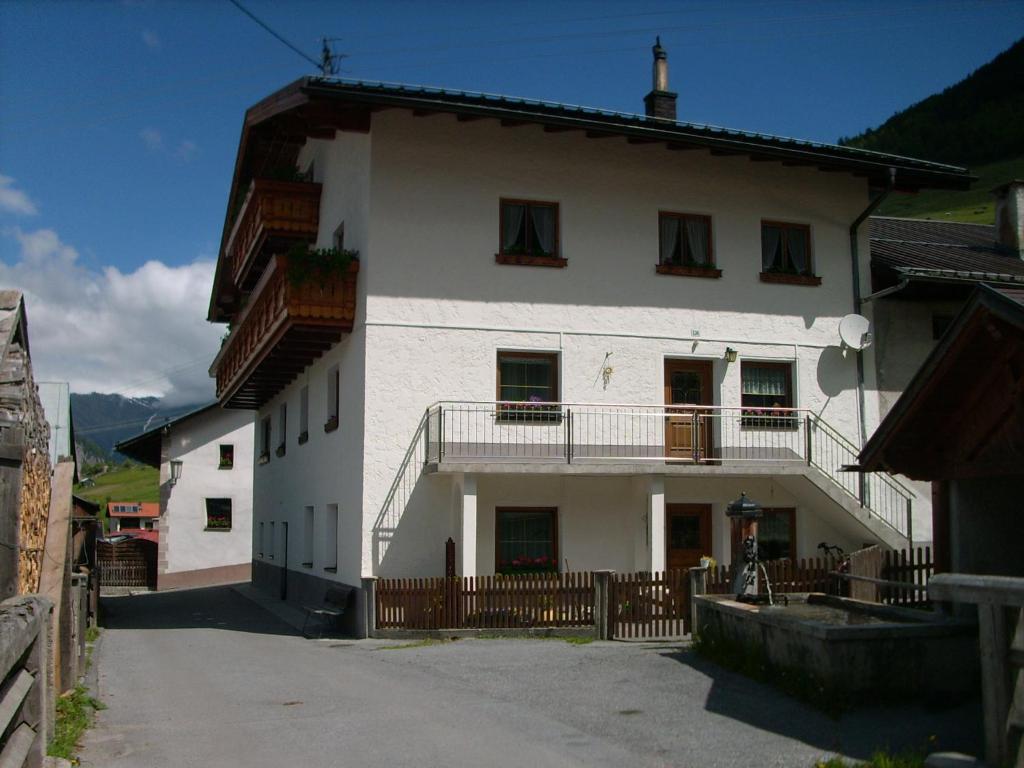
[286, 243, 359, 287]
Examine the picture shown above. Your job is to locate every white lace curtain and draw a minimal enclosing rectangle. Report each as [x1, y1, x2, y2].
[742, 366, 787, 396]
[686, 218, 708, 265]
[530, 206, 556, 255]
[659, 216, 680, 262]
[762, 226, 782, 270]
[502, 204, 525, 252]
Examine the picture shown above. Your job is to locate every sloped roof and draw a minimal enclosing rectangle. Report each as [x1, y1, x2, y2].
[869, 217, 1024, 285]
[115, 401, 219, 467]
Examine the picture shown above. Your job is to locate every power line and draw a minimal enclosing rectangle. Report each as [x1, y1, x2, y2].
[225, 0, 321, 71]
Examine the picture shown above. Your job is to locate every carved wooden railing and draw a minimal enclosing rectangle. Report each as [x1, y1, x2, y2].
[214, 255, 358, 401]
[225, 179, 321, 289]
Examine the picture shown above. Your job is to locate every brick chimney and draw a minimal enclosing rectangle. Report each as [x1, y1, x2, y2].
[993, 180, 1024, 259]
[644, 37, 677, 122]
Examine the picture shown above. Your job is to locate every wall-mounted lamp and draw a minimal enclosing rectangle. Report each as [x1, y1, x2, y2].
[169, 460, 183, 486]
[724, 347, 738, 363]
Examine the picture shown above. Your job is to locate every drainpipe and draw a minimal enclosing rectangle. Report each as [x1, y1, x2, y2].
[849, 167, 896, 448]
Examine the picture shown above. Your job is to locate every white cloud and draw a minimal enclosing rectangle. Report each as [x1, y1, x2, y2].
[0, 227, 222, 406]
[175, 140, 198, 162]
[141, 29, 161, 50]
[0, 175, 38, 216]
[139, 128, 163, 151]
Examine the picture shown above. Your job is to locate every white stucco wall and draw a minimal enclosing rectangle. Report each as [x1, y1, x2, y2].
[162, 408, 255, 574]
[249, 109, 929, 582]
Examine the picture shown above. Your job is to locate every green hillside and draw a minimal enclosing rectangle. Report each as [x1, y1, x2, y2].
[878, 155, 1024, 223]
[75, 464, 159, 530]
[841, 38, 1023, 224]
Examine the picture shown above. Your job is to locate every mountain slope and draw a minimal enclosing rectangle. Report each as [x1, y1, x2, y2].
[72, 392, 209, 460]
[840, 38, 1023, 166]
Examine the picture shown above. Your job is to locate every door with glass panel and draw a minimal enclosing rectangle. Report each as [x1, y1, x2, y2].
[666, 504, 711, 571]
[664, 360, 713, 461]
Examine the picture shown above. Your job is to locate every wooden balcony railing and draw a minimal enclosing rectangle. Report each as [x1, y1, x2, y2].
[225, 178, 322, 293]
[213, 254, 358, 408]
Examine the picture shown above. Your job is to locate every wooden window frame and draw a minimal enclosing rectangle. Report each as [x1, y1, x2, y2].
[759, 221, 821, 286]
[204, 497, 233, 532]
[740, 361, 798, 429]
[759, 507, 797, 561]
[298, 385, 309, 444]
[218, 444, 234, 470]
[656, 212, 721, 278]
[494, 507, 559, 575]
[496, 198, 566, 268]
[496, 350, 561, 422]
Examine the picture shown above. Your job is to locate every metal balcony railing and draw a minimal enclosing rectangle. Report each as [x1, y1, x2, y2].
[418, 401, 913, 538]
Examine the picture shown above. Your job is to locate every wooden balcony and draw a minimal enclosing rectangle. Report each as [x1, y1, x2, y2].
[213, 254, 358, 409]
[225, 179, 321, 294]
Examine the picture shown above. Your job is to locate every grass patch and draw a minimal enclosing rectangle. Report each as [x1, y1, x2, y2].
[815, 751, 925, 768]
[85, 625, 101, 643]
[876, 154, 1024, 224]
[49, 684, 105, 760]
[562, 636, 593, 645]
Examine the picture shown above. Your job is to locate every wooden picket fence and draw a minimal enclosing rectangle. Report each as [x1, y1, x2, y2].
[97, 539, 156, 588]
[610, 569, 688, 638]
[375, 572, 594, 631]
[704, 556, 843, 596]
[880, 546, 934, 608]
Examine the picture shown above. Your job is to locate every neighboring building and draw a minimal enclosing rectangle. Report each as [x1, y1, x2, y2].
[106, 502, 159, 541]
[866, 181, 1024, 515]
[0, 290, 51, 599]
[857, 284, 1024, 577]
[116, 404, 255, 590]
[206, 46, 973, 633]
[869, 182, 1024, 420]
[38, 381, 77, 478]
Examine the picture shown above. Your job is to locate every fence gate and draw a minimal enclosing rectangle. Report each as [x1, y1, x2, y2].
[610, 569, 689, 639]
[97, 539, 156, 589]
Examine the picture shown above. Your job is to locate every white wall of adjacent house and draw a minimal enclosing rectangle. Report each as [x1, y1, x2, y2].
[161, 408, 255, 575]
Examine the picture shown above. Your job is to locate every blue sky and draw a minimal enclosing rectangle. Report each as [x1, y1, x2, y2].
[0, 0, 1021, 402]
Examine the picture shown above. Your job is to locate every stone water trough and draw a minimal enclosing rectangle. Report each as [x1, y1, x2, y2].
[694, 593, 979, 699]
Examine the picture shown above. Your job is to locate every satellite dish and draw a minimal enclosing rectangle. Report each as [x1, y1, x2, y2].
[839, 314, 872, 351]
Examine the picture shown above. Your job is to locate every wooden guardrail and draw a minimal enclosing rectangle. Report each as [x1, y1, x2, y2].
[929, 573, 1024, 768]
[0, 596, 53, 768]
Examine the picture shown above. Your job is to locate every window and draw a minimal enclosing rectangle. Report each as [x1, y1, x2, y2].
[325, 366, 339, 432]
[219, 444, 233, 469]
[302, 506, 314, 567]
[258, 522, 264, 558]
[761, 222, 819, 285]
[496, 351, 559, 421]
[298, 386, 309, 444]
[657, 213, 719, 277]
[324, 504, 338, 571]
[259, 416, 271, 464]
[120, 518, 140, 529]
[269, 522, 275, 560]
[495, 508, 558, 574]
[496, 199, 565, 267]
[333, 222, 345, 250]
[741, 362, 796, 428]
[276, 403, 287, 457]
[205, 498, 232, 530]
[759, 508, 796, 561]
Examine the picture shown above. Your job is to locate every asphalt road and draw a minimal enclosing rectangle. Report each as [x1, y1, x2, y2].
[78, 586, 981, 768]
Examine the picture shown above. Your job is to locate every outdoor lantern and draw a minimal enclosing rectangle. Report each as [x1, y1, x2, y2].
[724, 346, 738, 363]
[169, 460, 183, 486]
[726, 491, 762, 520]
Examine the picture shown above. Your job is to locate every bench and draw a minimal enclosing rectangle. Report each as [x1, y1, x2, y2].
[302, 586, 354, 638]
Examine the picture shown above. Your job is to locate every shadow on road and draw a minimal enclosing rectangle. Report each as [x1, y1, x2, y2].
[659, 647, 983, 760]
[100, 584, 298, 637]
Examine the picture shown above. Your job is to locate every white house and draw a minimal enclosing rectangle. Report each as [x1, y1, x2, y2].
[206, 44, 973, 633]
[117, 404, 255, 590]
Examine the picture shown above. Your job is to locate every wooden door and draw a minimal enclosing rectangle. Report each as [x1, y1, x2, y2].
[666, 504, 712, 571]
[664, 360, 713, 460]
